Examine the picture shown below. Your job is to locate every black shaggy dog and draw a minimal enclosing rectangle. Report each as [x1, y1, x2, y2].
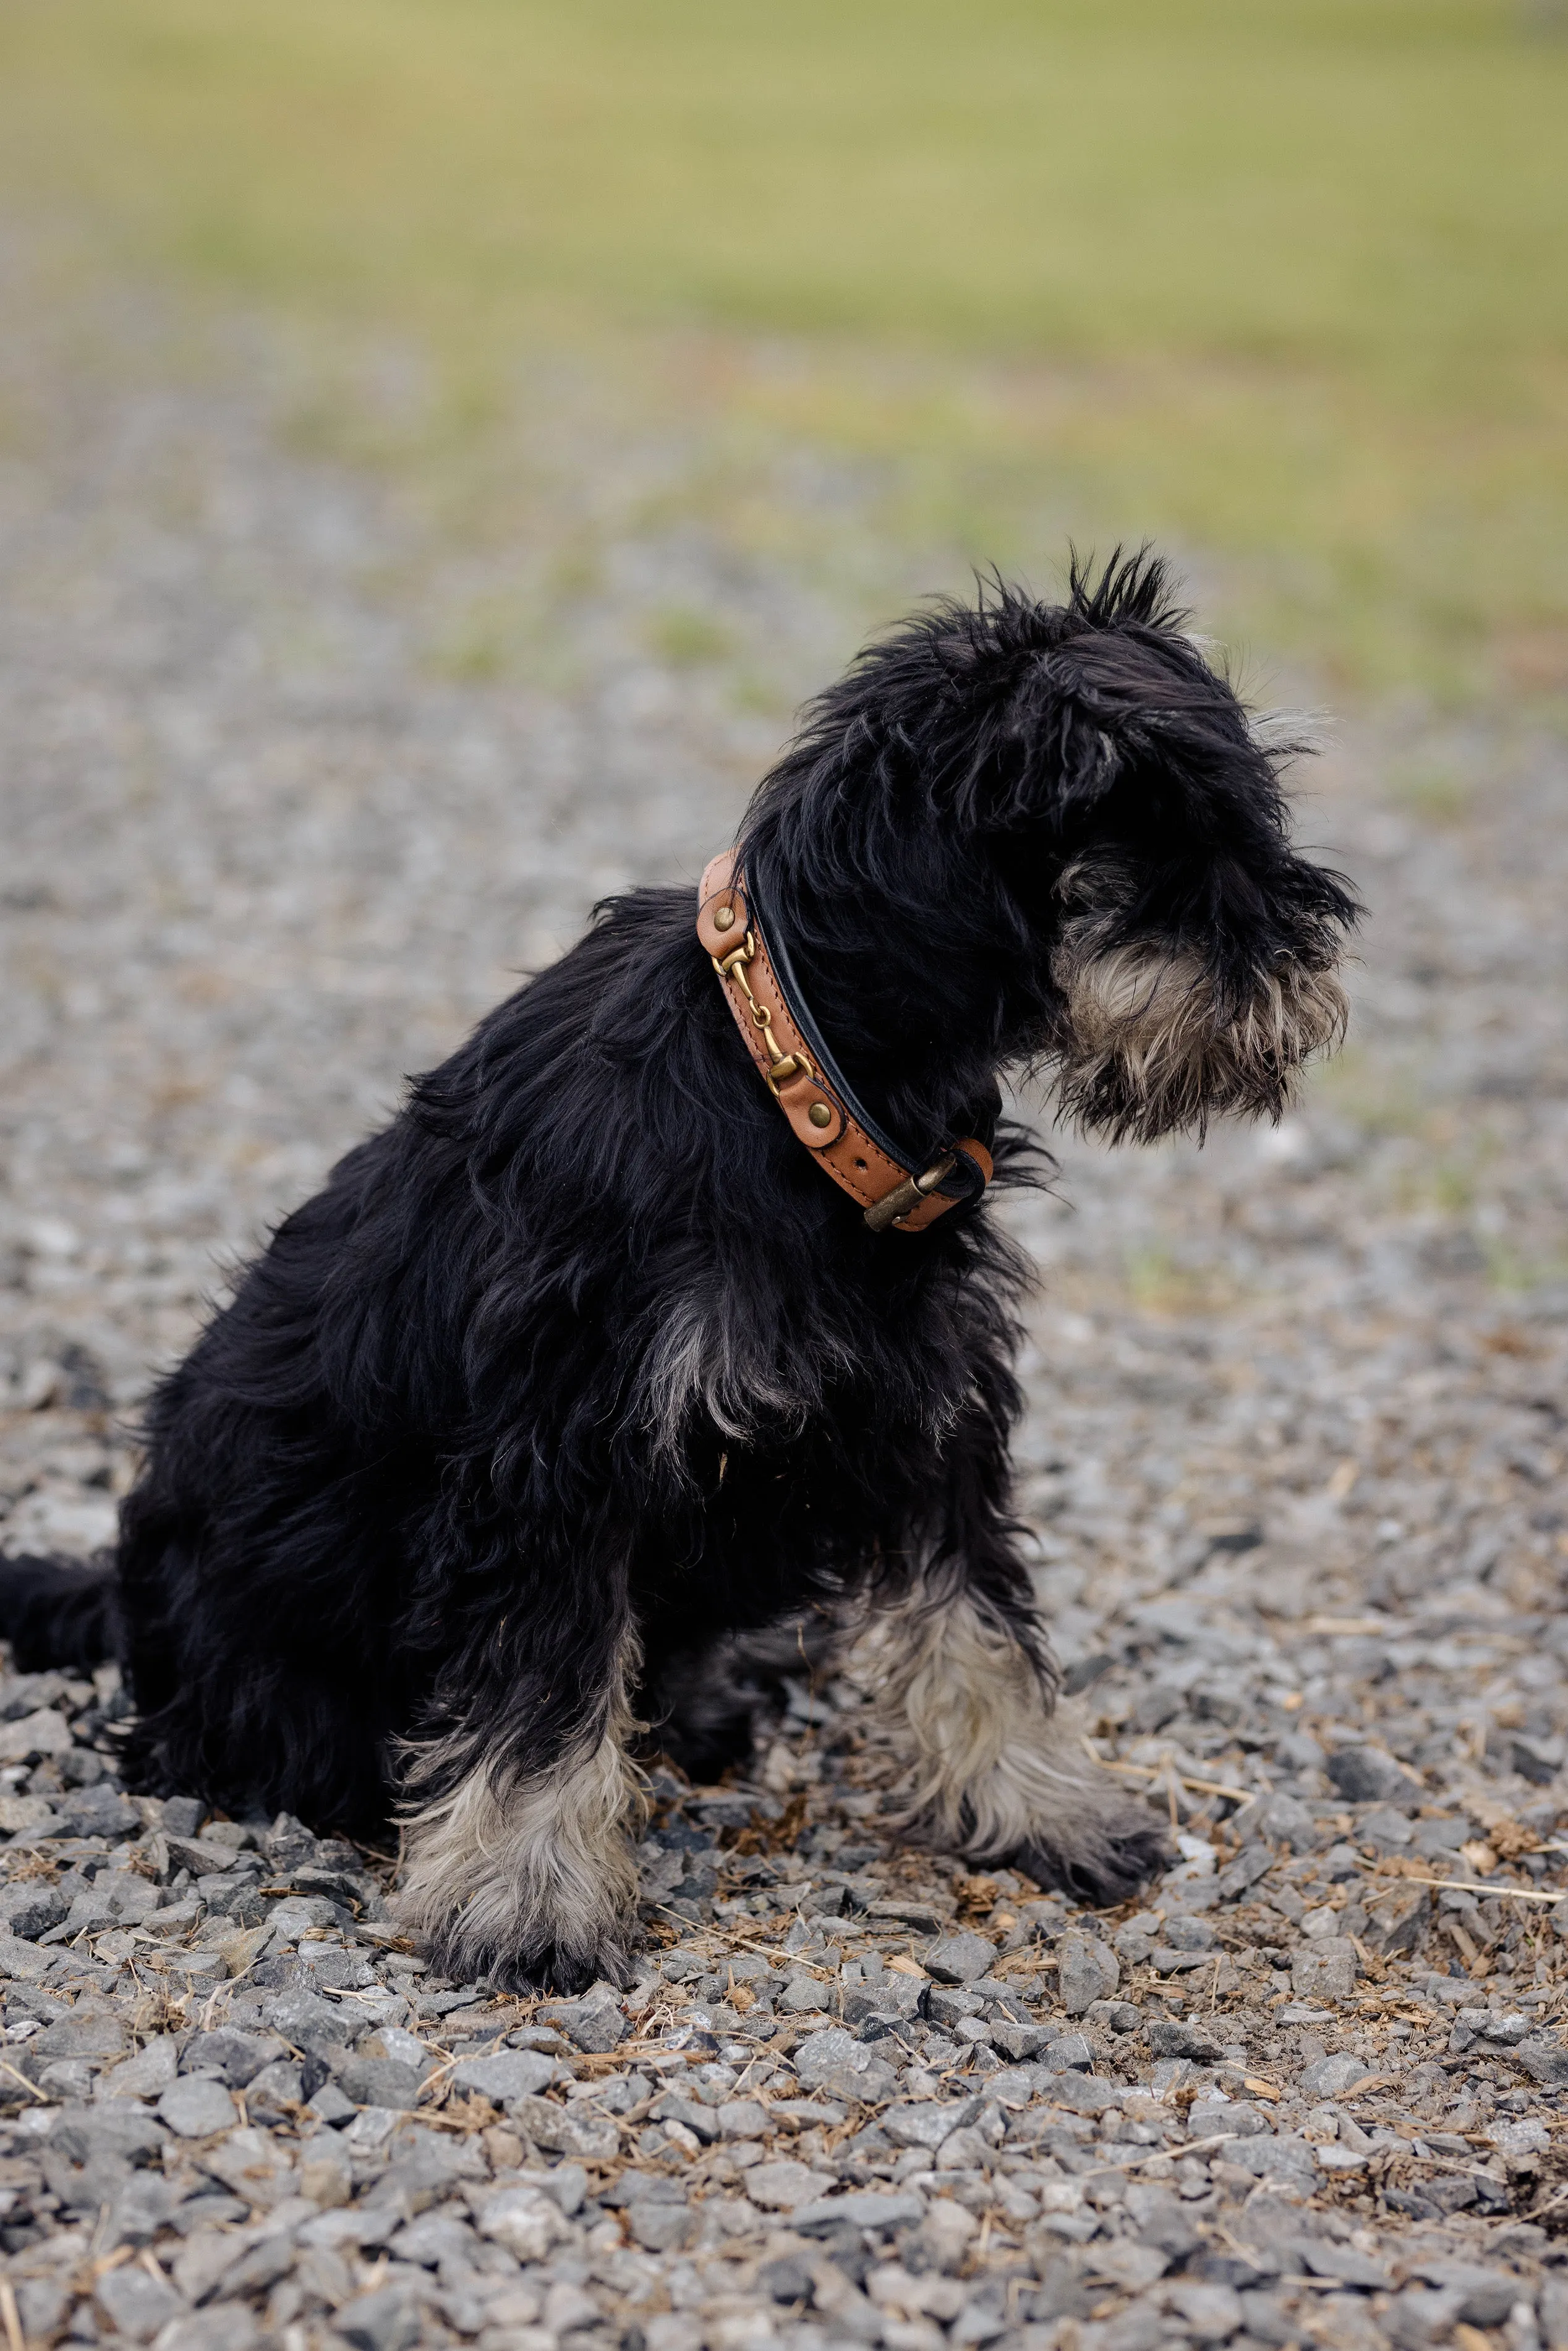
[0, 556, 1356, 1990]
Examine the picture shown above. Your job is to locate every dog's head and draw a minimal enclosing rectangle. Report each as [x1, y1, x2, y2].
[743, 552, 1357, 1148]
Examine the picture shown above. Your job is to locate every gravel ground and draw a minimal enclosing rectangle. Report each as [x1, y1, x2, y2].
[2, 254, 1568, 2351]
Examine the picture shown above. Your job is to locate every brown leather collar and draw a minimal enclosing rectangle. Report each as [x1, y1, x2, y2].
[697, 850, 992, 1234]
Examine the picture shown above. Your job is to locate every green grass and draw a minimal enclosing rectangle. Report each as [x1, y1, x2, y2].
[1, 0, 1565, 698]
[645, 608, 735, 670]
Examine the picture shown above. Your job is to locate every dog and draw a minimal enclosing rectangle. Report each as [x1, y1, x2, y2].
[0, 553, 1357, 1991]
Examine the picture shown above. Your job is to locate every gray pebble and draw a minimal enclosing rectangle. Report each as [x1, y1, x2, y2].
[1290, 1937, 1358, 2000]
[155, 2311, 259, 2351]
[922, 1931, 997, 1984]
[1324, 1744, 1421, 1804]
[1055, 1932, 1120, 2015]
[744, 2157, 829, 2209]
[450, 2047, 555, 2102]
[95, 2263, 185, 2341]
[334, 2286, 424, 2351]
[157, 2076, 239, 2138]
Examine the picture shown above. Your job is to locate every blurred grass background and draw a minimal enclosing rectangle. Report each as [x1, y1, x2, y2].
[1, 0, 1565, 703]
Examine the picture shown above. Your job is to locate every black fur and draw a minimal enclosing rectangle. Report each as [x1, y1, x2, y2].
[0, 555, 1357, 1989]
[0, 1554, 119, 1675]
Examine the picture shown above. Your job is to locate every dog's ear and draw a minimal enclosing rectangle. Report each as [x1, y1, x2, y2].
[740, 548, 1213, 853]
[995, 672, 1125, 826]
[945, 551, 1238, 833]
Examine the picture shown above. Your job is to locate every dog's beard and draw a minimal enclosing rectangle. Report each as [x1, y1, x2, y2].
[1049, 930, 1349, 1145]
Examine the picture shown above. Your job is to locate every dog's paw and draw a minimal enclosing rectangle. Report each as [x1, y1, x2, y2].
[425, 1923, 636, 1999]
[1011, 1807, 1171, 1909]
[487, 1941, 636, 1999]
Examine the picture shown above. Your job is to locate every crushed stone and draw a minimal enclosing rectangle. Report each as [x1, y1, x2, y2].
[2, 252, 1567, 2351]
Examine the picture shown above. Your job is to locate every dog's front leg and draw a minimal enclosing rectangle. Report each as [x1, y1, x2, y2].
[394, 1621, 646, 1995]
[853, 1408, 1168, 1905]
[853, 1577, 1168, 1903]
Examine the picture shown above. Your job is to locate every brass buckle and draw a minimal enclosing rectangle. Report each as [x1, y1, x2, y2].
[715, 931, 814, 1093]
[863, 1153, 957, 1234]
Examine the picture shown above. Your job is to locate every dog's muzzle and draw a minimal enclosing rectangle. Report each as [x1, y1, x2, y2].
[1050, 933, 1350, 1143]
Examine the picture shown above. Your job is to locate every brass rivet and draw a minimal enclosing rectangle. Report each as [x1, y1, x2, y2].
[714, 905, 735, 931]
[809, 1101, 832, 1129]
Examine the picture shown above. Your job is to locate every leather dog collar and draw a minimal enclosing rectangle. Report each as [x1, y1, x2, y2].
[697, 850, 992, 1233]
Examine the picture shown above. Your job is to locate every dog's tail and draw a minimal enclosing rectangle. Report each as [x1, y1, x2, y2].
[0, 1554, 120, 1673]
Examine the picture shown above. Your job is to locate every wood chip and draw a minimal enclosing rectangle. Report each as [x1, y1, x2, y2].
[1405, 1875, 1562, 1905]
[1099, 1757, 1257, 1804]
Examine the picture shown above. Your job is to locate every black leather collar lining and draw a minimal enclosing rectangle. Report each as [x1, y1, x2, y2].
[744, 863, 986, 1208]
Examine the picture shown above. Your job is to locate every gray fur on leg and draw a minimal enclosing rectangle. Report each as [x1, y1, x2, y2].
[849, 1582, 1169, 1904]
